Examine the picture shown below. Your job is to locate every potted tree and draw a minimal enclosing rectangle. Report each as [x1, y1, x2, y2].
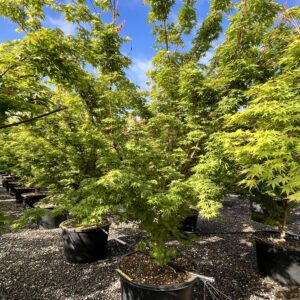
[179, 0, 300, 286]
[11, 88, 136, 262]
[208, 22, 300, 285]
[104, 0, 229, 298]
[34, 202, 67, 229]
[10, 90, 118, 262]
[3, 0, 146, 264]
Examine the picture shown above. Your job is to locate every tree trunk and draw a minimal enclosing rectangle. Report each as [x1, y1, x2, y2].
[279, 198, 289, 239]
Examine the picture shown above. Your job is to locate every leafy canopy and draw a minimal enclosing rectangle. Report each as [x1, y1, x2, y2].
[1, 0, 299, 261]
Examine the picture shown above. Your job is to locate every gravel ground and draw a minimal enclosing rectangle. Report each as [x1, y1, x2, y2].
[0, 187, 299, 300]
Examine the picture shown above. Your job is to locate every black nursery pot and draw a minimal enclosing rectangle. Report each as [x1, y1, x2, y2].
[254, 231, 300, 285]
[2, 176, 17, 191]
[180, 212, 198, 233]
[14, 188, 36, 203]
[22, 193, 47, 208]
[60, 221, 110, 263]
[118, 257, 197, 300]
[8, 181, 22, 195]
[37, 206, 67, 229]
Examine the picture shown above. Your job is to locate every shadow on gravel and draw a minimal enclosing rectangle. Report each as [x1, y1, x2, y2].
[198, 198, 300, 236]
[197, 199, 272, 235]
[0, 228, 146, 300]
[182, 233, 293, 300]
[107, 232, 144, 258]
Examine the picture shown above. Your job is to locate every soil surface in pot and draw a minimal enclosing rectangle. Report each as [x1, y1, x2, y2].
[34, 202, 55, 209]
[23, 192, 46, 197]
[60, 220, 108, 230]
[256, 232, 300, 250]
[119, 252, 195, 286]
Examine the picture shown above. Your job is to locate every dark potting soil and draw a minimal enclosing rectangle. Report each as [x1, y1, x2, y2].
[256, 232, 300, 250]
[60, 219, 109, 230]
[170, 255, 197, 272]
[119, 252, 193, 286]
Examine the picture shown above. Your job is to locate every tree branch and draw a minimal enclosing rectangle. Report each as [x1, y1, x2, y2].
[0, 57, 26, 78]
[0, 106, 67, 130]
[0, 64, 19, 78]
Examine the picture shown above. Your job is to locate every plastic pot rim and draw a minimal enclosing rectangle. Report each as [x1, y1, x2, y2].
[22, 193, 47, 198]
[254, 230, 300, 253]
[59, 220, 111, 233]
[117, 251, 198, 291]
[14, 188, 35, 192]
[34, 203, 56, 209]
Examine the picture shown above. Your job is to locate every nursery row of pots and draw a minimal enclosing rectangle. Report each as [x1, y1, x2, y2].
[0, 173, 207, 299]
[0, 173, 201, 299]
[1, 174, 64, 228]
[1, 175, 110, 264]
[1, 173, 299, 299]
[59, 200, 300, 288]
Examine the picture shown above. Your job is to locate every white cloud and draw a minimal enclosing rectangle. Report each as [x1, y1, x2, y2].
[127, 57, 153, 89]
[47, 15, 77, 35]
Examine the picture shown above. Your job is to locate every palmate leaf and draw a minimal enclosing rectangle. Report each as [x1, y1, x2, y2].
[244, 164, 264, 178]
[289, 192, 300, 203]
[239, 178, 258, 189]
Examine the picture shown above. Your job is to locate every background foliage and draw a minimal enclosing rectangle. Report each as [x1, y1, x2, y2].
[0, 0, 299, 259]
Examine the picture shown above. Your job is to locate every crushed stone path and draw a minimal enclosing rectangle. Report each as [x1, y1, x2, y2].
[0, 186, 299, 300]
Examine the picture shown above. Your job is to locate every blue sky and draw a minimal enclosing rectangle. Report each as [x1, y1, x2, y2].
[0, 0, 298, 88]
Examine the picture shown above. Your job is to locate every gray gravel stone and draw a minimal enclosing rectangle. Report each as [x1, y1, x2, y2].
[0, 188, 299, 299]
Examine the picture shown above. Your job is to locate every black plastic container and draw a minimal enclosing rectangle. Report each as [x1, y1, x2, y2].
[2, 177, 8, 188]
[255, 231, 300, 285]
[14, 188, 36, 203]
[22, 193, 47, 208]
[60, 221, 110, 263]
[118, 256, 197, 300]
[36, 206, 67, 229]
[2, 176, 17, 191]
[181, 213, 198, 233]
[8, 181, 22, 195]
